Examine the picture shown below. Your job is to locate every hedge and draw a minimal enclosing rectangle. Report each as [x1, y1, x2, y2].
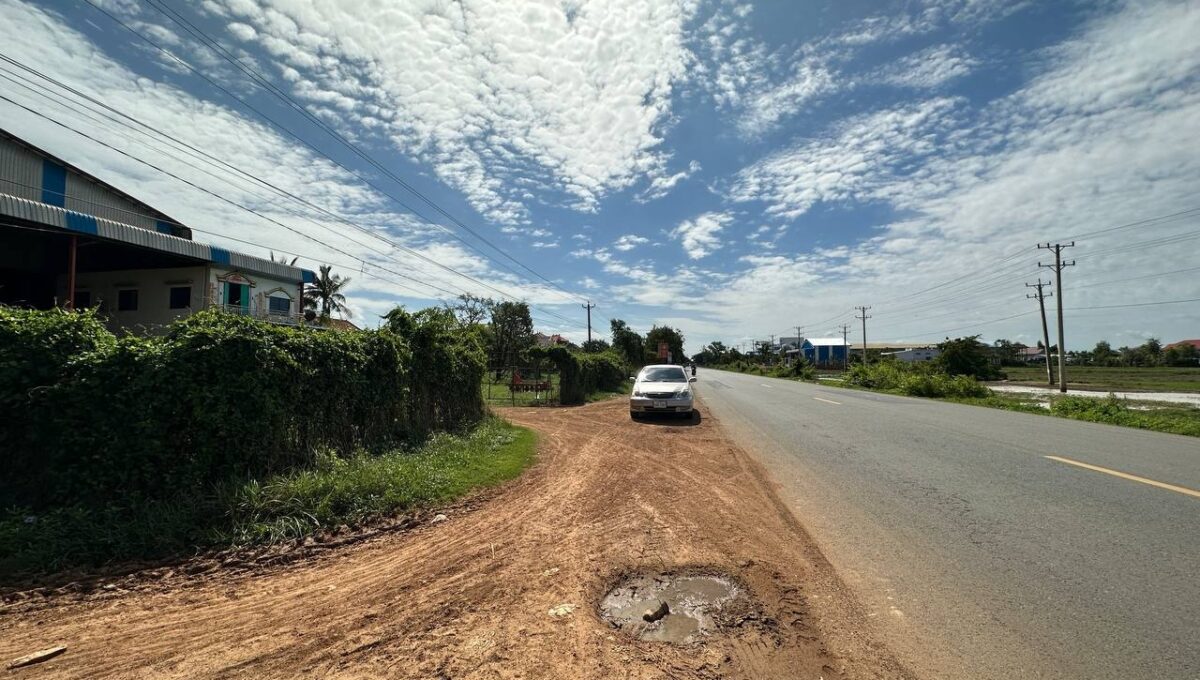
[533, 347, 627, 404]
[0, 307, 485, 509]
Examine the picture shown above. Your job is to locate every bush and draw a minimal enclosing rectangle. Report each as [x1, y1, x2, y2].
[2, 308, 486, 510]
[770, 359, 815, 380]
[0, 307, 115, 501]
[535, 347, 626, 404]
[847, 361, 989, 398]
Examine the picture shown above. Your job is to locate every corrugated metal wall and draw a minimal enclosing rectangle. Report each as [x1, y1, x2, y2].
[0, 137, 42, 202]
[64, 172, 159, 231]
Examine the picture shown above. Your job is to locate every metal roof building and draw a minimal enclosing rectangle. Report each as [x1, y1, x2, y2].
[0, 128, 316, 333]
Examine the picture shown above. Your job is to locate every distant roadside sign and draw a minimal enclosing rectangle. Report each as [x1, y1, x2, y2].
[658, 342, 669, 359]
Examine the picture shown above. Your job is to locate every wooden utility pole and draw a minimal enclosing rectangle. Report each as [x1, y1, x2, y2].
[1038, 243, 1075, 393]
[1026, 279, 1054, 386]
[839, 323, 851, 371]
[855, 306, 871, 365]
[581, 300, 595, 345]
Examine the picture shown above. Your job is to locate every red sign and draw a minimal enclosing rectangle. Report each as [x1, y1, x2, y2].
[657, 342, 669, 359]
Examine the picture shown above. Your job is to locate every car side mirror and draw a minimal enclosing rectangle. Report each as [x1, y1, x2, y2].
[689, 377, 697, 383]
[629, 376, 638, 380]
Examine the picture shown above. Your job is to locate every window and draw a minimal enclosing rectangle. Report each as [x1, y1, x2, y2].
[117, 289, 138, 311]
[268, 296, 291, 315]
[169, 286, 191, 309]
[73, 290, 91, 309]
[639, 366, 687, 382]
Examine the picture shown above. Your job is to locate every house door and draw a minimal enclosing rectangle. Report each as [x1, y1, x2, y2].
[224, 282, 249, 311]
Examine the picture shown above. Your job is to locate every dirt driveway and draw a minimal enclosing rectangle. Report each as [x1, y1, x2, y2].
[1, 400, 907, 679]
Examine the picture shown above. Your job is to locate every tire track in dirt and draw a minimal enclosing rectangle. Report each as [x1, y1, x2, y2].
[0, 400, 911, 679]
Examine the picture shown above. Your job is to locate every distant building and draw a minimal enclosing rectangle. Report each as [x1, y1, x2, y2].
[1017, 346, 1047, 363]
[801, 337, 850, 366]
[533, 332, 568, 348]
[0, 129, 314, 334]
[882, 348, 941, 362]
[1165, 339, 1200, 351]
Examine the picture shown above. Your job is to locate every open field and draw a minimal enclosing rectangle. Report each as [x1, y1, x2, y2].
[998, 365, 1200, 392]
[0, 400, 903, 679]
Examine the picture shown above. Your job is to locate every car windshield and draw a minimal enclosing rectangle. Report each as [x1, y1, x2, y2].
[640, 367, 687, 383]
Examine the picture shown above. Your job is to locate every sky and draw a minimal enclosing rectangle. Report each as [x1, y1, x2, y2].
[1, 0, 1197, 353]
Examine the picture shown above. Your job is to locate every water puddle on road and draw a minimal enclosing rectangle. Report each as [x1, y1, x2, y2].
[599, 573, 739, 644]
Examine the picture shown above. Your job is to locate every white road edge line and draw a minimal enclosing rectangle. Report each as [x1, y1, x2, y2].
[759, 383, 773, 388]
[813, 396, 842, 405]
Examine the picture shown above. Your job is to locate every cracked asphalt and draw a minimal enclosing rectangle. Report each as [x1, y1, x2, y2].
[697, 368, 1199, 680]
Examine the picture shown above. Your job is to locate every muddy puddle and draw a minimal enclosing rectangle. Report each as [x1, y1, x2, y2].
[599, 573, 739, 643]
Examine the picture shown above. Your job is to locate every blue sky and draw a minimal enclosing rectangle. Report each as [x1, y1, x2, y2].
[2, 0, 1198, 352]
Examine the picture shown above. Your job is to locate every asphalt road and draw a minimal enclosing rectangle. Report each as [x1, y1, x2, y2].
[697, 369, 1199, 680]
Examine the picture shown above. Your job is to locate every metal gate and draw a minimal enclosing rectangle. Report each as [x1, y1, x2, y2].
[484, 365, 559, 405]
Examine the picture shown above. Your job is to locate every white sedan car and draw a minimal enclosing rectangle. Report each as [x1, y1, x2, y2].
[630, 364, 696, 419]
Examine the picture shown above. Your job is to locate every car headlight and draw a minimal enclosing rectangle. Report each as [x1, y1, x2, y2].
[633, 389, 644, 397]
[676, 389, 690, 398]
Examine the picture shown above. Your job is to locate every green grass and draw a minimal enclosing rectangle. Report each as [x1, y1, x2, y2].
[998, 365, 1200, 392]
[0, 418, 536, 577]
[585, 379, 633, 403]
[951, 393, 1200, 438]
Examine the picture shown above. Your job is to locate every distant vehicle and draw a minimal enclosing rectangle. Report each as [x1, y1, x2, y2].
[630, 364, 696, 419]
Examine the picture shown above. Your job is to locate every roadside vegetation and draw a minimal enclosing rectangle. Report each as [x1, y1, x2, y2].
[0, 305, 535, 576]
[955, 393, 1200, 438]
[998, 365, 1200, 392]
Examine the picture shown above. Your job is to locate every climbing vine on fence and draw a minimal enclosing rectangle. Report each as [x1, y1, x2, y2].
[0, 307, 485, 510]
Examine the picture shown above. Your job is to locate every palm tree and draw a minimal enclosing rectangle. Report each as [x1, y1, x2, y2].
[303, 264, 351, 319]
[270, 251, 299, 266]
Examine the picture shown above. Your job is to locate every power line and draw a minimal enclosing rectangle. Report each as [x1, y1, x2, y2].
[84, 0, 588, 305]
[0, 95, 587, 329]
[0, 56, 584, 326]
[1069, 297, 1200, 310]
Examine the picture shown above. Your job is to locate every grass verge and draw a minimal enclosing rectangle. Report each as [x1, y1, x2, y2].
[999, 365, 1200, 392]
[0, 418, 536, 577]
[950, 393, 1200, 437]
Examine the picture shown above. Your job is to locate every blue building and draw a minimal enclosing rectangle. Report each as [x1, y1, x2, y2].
[801, 337, 849, 367]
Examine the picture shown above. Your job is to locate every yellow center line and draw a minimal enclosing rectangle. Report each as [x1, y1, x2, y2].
[1044, 455, 1200, 499]
[813, 396, 842, 405]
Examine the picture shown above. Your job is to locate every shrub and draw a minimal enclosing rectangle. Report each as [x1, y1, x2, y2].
[0, 307, 115, 501]
[770, 359, 815, 380]
[2, 308, 485, 510]
[535, 347, 626, 404]
[847, 361, 989, 398]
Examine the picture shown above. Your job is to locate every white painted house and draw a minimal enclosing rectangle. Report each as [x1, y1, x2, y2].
[0, 129, 315, 334]
[882, 348, 941, 362]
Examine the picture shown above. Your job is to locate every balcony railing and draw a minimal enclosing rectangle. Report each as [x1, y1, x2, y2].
[214, 303, 307, 326]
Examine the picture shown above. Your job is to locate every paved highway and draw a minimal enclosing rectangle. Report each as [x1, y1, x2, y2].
[697, 369, 1199, 680]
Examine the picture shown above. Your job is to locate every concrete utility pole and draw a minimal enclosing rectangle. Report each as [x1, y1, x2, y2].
[839, 323, 851, 371]
[1026, 279, 1054, 386]
[581, 300, 595, 345]
[855, 306, 872, 365]
[1038, 243, 1075, 393]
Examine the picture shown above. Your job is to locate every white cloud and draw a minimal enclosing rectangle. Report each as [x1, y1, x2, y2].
[202, 0, 699, 223]
[612, 234, 650, 251]
[671, 212, 730, 259]
[875, 44, 978, 89]
[728, 97, 963, 218]
[0, 0, 586, 322]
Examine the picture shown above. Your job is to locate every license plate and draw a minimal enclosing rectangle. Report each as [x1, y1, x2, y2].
[653, 400, 666, 408]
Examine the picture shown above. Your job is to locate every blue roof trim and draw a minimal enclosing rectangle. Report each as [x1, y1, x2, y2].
[210, 246, 232, 265]
[64, 212, 98, 235]
[155, 220, 174, 234]
[42, 160, 66, 207]
[301, 269, 317, 284]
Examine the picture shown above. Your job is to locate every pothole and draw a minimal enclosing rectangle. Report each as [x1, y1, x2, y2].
[599, 572, 740, 644]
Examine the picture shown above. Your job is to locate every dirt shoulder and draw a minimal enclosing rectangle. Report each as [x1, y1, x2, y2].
[0, 400, 908, 679]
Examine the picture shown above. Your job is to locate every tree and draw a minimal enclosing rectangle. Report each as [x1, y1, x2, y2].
[937, 335, 1000, 379]
[1164, 342, 1199, 366]
[1092, 340, 1116, 366]
[303, 264, 351, 319]
[269, 251, 298, 266]
[610, 319, 645, 367]
[489, 301, 533, 370]
[446, 293, 493, 326]
[581, 338, 610, 353]
[992, 339, 1023, 366]
[1140, 337, 1163, 366]
[645, 325, 686, 364]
